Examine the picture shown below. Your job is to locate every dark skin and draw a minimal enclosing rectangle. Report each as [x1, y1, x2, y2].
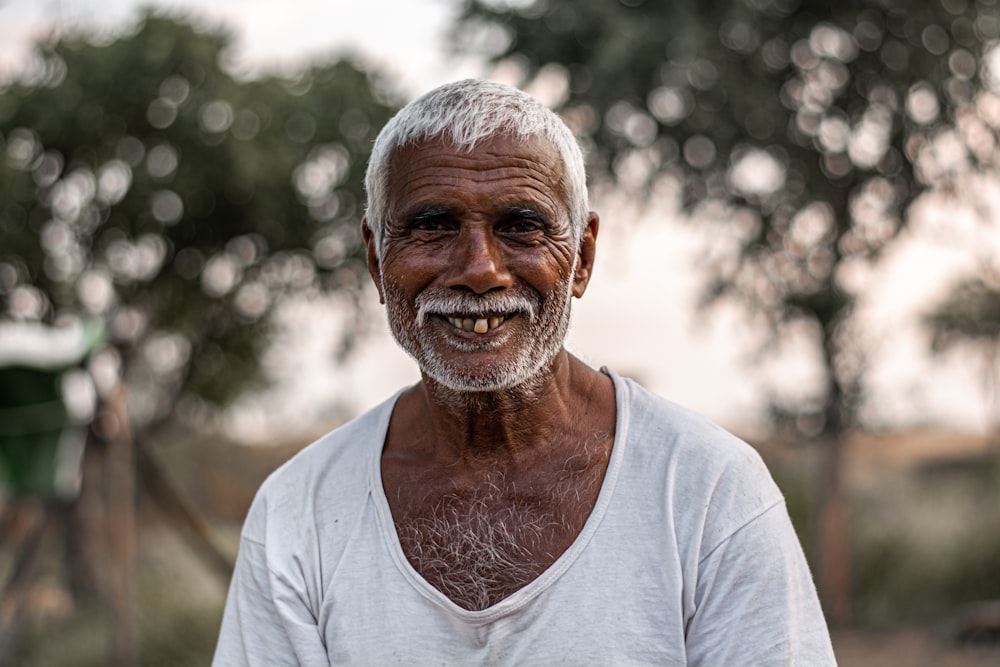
[363, 133, 616, 609]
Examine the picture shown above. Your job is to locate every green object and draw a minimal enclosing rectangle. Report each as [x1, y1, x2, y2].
[0, 320, 105, 499]
[0, 366, 73, 497]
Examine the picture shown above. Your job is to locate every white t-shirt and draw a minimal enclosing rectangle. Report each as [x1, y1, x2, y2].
[214, 370, 836, 666]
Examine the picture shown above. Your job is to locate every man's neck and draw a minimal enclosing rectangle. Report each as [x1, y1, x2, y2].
[390, 350, 611, 470]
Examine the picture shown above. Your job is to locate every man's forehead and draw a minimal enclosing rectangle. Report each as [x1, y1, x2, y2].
[384, 133, 566, 208]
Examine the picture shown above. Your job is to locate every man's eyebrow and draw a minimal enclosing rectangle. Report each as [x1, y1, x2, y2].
[504, 205, 546, 218]
[408, 204, 451, 222]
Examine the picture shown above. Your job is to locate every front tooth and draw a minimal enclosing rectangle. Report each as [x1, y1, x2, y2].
[488, 316, 500, 329]
[474, 318, 488, 334]
[462, 318, 474, 331]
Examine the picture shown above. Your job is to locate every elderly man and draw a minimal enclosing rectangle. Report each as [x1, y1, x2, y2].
[214, 79, 836, 666]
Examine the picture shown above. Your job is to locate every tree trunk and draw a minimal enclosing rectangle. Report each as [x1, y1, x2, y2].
[813, 339, 853, 626]
[814, 427, 852, 625]
[811, 178, 856, 626]
[101, 387, 137, 667]
[66, 438, 106, 603]
[0, 502, 50, 664]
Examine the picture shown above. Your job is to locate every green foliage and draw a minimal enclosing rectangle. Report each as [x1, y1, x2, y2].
[0, 12, 399, 423]
[456, 0, 1000, 427]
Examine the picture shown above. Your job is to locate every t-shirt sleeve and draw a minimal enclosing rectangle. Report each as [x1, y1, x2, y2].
[685, 501, 837, 667]
[212, 508, 329, 666]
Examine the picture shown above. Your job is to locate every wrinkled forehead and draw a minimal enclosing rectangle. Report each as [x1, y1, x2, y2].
[384, 132, 569, 204]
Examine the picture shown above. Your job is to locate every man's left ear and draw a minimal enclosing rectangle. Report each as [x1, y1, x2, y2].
[361, 217, 385, 304]
[572, 212, 599, 298]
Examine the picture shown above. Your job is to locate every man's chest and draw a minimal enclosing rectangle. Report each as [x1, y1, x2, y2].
[384, 465, 607, 611]
[312, 486, 689, 667]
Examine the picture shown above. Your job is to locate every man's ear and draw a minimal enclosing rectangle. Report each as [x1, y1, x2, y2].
[572, 212, 599, 298]
[361, 218, 385, 304]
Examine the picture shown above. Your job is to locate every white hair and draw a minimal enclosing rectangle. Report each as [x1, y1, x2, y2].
[364, 79, 589, 254]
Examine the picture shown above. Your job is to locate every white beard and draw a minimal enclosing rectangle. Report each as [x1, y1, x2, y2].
[382, 272, 575, 393]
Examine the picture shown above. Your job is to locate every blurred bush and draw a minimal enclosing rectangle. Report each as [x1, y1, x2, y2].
[853, 451, 1000, 625]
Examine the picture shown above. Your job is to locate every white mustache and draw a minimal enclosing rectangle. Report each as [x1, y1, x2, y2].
[415, 290, 538, 326]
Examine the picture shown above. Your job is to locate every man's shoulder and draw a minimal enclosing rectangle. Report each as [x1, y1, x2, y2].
[251, 391, 399, 505]
[613, 370, 779, 499]
[613, 371, 785, 553]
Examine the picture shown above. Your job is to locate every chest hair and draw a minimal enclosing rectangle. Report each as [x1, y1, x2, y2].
[392, 462, 606, 611]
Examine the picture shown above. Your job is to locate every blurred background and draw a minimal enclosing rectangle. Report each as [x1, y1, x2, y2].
[1, 0, 999, 665]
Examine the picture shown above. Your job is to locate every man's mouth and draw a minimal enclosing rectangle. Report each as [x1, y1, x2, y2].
[416, 291, 536, 335]
[444, 314, 508, 334]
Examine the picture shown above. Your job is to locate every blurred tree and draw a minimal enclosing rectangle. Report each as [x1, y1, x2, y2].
[454, 0, 1000, 622]
[0, 11, 399, 431]
[0, 12, 399, 663]
[926, 276, 1000, 436]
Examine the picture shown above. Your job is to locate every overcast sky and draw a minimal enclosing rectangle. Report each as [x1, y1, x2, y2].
[0, 0, 991, 437]
[0, 0, 475, 90]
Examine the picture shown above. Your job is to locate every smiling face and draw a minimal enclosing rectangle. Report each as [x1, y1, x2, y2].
[365, 133, 597, 392]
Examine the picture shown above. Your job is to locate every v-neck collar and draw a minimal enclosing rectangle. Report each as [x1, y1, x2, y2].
[368, 368, 631, 624]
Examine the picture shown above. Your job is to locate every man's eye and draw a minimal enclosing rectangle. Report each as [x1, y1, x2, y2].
[501, 217, 544, 234]
[510, 222, 540, 233]
[500, 206, 548, 235]
[411, 217, 451, 232]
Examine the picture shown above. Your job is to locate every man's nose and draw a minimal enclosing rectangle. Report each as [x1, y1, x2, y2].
[445, 227, 512, 294]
